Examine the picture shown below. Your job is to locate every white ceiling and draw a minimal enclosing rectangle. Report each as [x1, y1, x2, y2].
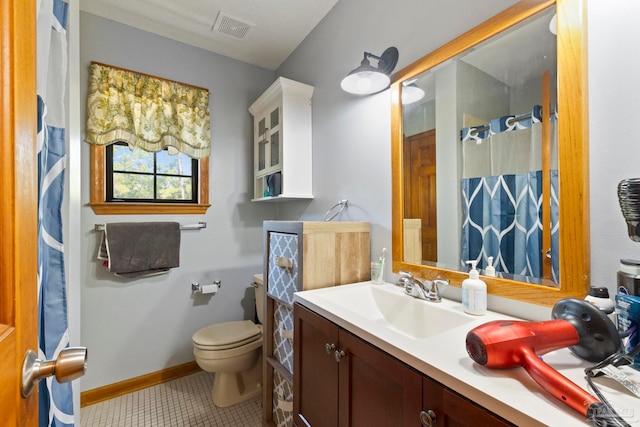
[80, 0, 340, 70]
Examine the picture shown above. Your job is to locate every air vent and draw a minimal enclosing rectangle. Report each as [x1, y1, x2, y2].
[212, 11, 255, 40]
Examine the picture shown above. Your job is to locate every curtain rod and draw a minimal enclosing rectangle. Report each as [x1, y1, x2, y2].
[94, 221, 207, 232]
[466, 106, 557, 137]
[91, 61, 210, 93]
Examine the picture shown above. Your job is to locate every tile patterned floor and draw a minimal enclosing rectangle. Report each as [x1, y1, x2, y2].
[81, 371, 262, 427]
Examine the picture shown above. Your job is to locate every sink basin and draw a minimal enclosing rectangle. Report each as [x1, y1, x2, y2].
[299, 282, 474, 339]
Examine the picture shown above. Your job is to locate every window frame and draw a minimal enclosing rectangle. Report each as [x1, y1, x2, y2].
[105, 142, 199, 204]
[89, 144, 210, 215]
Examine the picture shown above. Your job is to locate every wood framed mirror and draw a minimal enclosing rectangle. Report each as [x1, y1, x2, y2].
[390, 0, 588, 307]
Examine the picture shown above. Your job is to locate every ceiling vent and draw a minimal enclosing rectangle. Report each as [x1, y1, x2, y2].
[212, 11, 255, 40]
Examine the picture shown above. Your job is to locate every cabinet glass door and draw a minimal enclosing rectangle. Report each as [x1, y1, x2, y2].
[257, 117, 267, 173]
[269, 107, 281, 170]
[270, 131, 280, 168]
[258, 139, 266, 171]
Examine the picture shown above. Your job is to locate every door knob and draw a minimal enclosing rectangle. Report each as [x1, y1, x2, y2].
[21, 347, 88, 397]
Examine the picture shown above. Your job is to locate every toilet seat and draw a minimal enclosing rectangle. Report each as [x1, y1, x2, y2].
[193, 320, 262, 351]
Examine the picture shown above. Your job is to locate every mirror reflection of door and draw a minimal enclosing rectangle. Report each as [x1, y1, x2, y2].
[404, 129, 437, 262]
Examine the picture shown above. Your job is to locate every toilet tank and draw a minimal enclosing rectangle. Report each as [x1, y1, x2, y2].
[253, 274, 265, 324]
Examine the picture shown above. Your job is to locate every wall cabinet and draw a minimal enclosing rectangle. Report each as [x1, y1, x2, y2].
[249, 77, 313, 202]
[293, 303, 515, 427]
[262, 221, 370, 427]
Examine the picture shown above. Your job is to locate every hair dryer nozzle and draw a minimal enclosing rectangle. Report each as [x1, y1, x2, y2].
[551, 298, 621, 362]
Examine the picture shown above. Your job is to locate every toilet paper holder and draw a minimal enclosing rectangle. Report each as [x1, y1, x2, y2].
[192, 280, 222, 294]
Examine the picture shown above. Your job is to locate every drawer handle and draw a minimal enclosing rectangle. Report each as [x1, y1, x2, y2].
[325, 343, 336, 354]
[275, 256, 293, 269]
[277, 396, 293, 412]
[420, 410, 437, 427]
[334, 350, 346, 363]
[281, 328, 294, 340]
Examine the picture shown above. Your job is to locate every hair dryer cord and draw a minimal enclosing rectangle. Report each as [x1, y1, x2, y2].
[583, 342, 640, 427]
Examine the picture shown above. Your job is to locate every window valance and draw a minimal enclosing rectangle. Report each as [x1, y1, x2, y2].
[85, 62, 211, 158]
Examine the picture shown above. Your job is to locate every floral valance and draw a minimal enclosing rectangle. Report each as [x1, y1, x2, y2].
[85, 62, 211, 158]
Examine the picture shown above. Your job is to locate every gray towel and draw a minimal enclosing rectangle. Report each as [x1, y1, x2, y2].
[98, 222, 180, 278]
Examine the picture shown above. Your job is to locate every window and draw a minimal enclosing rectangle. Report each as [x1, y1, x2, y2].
[90, 144, 210, 215]
[84, 63, 211, 214]
[106, 142, 198, 203]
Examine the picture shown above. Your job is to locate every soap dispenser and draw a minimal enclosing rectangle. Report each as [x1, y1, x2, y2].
[462, 260, 487, 315]
[485, 256, 496, 277]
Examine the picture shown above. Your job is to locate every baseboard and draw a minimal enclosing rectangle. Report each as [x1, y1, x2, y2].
[80, 361, 201, 407]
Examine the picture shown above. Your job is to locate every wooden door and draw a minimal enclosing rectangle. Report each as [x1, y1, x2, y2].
[0, 0, 39, 424]
[293, 304, 339, 427]
[404, 130, 437, 262]
[338, 330, 422, 427]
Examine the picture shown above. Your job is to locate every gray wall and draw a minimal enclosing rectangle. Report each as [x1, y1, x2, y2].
[588, 0, 640, 290]
[79, 12, 276, 390]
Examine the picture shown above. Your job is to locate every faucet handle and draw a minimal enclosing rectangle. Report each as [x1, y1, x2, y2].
[399, 270, 414, 279]
[432, 277, 449, 290]
[398, 270, 414, 288]
[399, 271, 417, 295]
[428, 278, 449, 302]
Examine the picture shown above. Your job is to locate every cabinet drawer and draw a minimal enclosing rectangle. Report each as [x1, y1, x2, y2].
[268, 232, 299, 304]
[273, 302, 294, 374]
[273, 370, 294, 427]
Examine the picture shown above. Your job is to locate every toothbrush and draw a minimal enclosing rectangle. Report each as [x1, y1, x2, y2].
[379, 247, 387, 267]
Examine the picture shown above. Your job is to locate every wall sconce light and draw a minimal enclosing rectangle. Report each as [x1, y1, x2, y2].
[401, 81, 425, 104]
[341, 47, 399, 95]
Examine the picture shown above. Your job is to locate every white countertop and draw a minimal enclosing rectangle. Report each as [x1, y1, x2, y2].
[293, 281, 640, 427]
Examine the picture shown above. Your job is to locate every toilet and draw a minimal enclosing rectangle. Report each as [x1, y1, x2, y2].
[192, 274, 264, 407]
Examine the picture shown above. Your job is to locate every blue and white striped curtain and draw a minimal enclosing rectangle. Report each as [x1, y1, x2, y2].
[460, 105, 559, 282]
[37, 0, 73, 426]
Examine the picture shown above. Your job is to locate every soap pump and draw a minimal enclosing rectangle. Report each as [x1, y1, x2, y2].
[462, 260, 487, 315]
[485, 256, 496, 277]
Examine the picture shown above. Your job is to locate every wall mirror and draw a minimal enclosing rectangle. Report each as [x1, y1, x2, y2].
[390, 0, 588, 307]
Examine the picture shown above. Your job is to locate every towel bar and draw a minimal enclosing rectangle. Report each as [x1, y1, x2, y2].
[94, 221, 207, 232]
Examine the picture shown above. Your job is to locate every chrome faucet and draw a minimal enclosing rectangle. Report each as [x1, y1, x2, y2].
[399, 271, 449, 302]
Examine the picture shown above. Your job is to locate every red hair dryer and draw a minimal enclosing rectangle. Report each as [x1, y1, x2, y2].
[466, 299, 620, 421]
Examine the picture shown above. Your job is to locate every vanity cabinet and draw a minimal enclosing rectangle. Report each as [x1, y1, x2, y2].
[249, 77, 313, 202]
[293, 303, 421, 427]
[293, 303, 514, 427]
[263, 221, 370, 427]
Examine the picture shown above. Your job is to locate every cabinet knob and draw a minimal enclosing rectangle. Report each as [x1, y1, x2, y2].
[334, 350, 346, 363]
[420, 410, 437, 427]
[325, 343, 336, 354]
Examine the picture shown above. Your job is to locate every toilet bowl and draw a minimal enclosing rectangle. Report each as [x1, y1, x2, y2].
[192, 274, 265, 408]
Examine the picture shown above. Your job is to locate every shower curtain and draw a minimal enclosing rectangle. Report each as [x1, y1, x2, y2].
[460, 105, 559, 282]
[37, 0, 73, 425]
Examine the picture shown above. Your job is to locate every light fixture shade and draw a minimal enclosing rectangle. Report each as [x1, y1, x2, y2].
[341, 47, 398, 95]
[402, 83, 425, 104]
[341, 69, 391, 95]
